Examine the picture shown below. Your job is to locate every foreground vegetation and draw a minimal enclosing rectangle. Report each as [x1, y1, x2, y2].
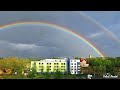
[85, 57, 120, 76]
[0, 57, 120, 79]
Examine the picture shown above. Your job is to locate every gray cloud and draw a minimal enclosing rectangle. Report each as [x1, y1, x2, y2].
[0, 25, 99, 58]
[0, 11, 119, 57]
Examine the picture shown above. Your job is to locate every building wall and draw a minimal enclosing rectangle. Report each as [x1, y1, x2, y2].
[70, 59, 80, 74]
[31, 59, 66, 73]
[80, 58, 89, 67]
[31, 58, 82, 74]
[66, 58, 70, 73]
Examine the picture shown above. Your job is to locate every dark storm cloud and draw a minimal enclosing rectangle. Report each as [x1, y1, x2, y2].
[0, 11, 119, 57]
[0, 25, 99, 58]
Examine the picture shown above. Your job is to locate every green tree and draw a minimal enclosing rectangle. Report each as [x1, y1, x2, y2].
[54, 70, 63, 79]
[43, 72, 51, 79]
[27, 68, 38, 78]
[75, 57, 79, 59]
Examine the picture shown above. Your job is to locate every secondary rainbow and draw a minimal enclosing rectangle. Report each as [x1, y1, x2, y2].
[77, 11, 120, 45]
[0, 21, 105, 58]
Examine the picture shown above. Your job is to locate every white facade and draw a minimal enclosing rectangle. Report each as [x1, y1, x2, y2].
[31, 59, 66, 63]
[43, 59, 66, 62]
[70, 59, 80, 74]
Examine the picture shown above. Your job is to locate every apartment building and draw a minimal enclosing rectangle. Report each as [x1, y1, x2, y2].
[31, 58, 89, 74]
[31, 59, 67, 73]
[69, 59, 80, 74]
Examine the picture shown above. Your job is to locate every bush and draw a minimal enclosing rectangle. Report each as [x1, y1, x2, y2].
[27, 68, 38, 78]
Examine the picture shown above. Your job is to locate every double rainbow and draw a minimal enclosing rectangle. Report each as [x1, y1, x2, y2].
[0, 21, 105, 58]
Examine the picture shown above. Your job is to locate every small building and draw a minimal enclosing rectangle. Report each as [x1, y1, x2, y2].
[80, 58, 89, 67]
[89, 54, 92, 58]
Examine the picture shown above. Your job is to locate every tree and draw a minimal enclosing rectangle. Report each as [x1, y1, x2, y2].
[54, 70, 63, 79]
[75, 57, 79, 59]
[72, 74, 76, 79]
[43, 72, 51, 79]
[27, 68, 38, 78]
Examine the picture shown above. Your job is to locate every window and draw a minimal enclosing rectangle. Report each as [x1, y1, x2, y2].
[71, 63, 73, 65]
[54, 63, 56, 65]
[42, 63, 43, 64]
[47, 63, 48, 64]
[61, 63, 63, 65]
[50, 66, 51, 67]
[57, 66, 58, 67]
[64, 63, 65, 65]
[50, 63, 51, 64]
[57, 63, 58, 65]
[75, 71, 76, 73]
[39, 63, 40, 64]
[74, 63, 76, 65]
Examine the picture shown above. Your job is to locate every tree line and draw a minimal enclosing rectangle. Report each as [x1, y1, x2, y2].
[84, 57, 120, 76]
[0, 56, 120, 79]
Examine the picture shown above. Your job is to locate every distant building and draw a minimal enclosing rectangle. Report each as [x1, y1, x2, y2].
[89, 54, 92, 58]
[80, 58, 89, 67]
[31, 59, 67, 74]
[69, 59, 80, 74]
[31, 58, 89, 74]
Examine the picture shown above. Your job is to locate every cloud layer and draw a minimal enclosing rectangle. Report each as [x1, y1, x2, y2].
[0, 11, 120, 57]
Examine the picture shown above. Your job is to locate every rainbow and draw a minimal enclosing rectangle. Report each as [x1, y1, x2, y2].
[77, 11, 120, 45]
[0, 21, 105, 58]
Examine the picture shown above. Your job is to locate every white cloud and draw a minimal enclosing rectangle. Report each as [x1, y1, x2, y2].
[0, 40, 61, 58]
[0, 40, 39, 51]
[9, 43, 39, 50]
[0, 40, 59, 51]
[88, 32, 103, 38]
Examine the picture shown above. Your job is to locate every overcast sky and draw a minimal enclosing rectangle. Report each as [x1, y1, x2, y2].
[0, 11, 120, 58]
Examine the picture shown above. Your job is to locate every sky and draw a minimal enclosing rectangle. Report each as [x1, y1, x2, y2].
[0, 11, 120, 58]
